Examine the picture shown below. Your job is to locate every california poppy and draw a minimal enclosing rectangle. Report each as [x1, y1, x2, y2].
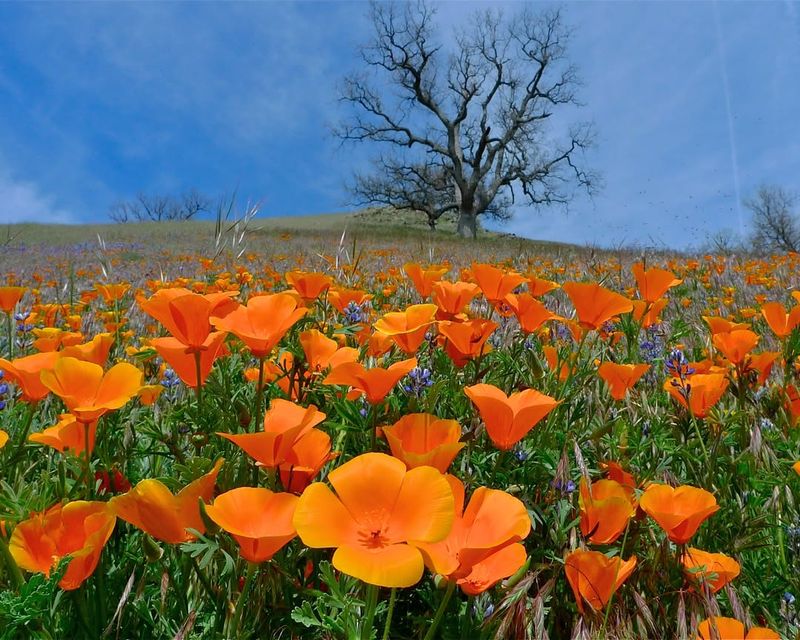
[95, 283, 130, 304]
[279, 427, 335, 493]
[374, 304, 437, 354]
[404, 263, 449, 299]
[41, 357, 142, 423]
[328, 287, 373, 316]
[564, 549, 637, 613]
[417, 475, 530, 595]
[431, 281, 480, 320]
[682, 547, 740, 593]
[562, 282, 633, 330]
[29, 413, 97, 457]
[9, 500, 116, 590]
[0, 286, 25, 313]
[469, 263, 525, 306]
[703, 316, 750, 335]
[218, 399, 326, 468]
[211, 293, 307, 359]
[578, 478, 636, 544]
[109, 459, 223, 544]
[639, 483, 719, 544]
[204, 487, 298, 563]
[597, 362, 650, 401]
[438, 319, 497, 367]
[527, 276, 559, 297]
[664, 373, 728, 419]
[0, 351, 61, 401]
[464, 383, 559, 450]
[696, 617, 780, 640]
[383, 413, 465, 473]
[61, 332, 115, 366]
[505, 293, 562, 334]
[747, 351, 780, 387]
[285, 271, 333, 302]
[152, 332, 228, 389]
[32, 328, 83, 352]
[632, 263, 682, 303]
[299, 329, 358, 374]
[761, 301, 800, 338]
[712, 329, 759, 365]
[323, 358, 417, 405]
[632, 298, 668, 328]
[293, 452, 454, 587]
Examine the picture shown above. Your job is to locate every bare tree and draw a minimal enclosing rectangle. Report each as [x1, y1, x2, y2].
[337, 1, 596, 238]
[745, 185, 799, 253]
[108, 189, 210, 223]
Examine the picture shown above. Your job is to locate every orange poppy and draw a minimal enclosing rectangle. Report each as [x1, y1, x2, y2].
[632, 263, 682, 303]
[293, 452, 454, 587]
[564, 549, 637, 613]
[151, 331, 228, 389]
[323, 358, 417, 405]
[299, 329, 358, 374]
[32, 327, 84, 352]
[794, 460, 800, 476]
[639, 483, 718, 544]
[761, 301, 800, 339]
[138, 287, 238, 349]
[417, 475, 530, 595]
[632, 298, 668, 328]
[601, 462, 637, 501]
[109, 459, 223, 544]
[505, 293, 562, 334]
[703, 316, 750, 335]
[562, 282, 633, 330]
[438, 319, 497, 367]
[328, 287, 373, 316]
[95, 283, 130, 303]
[0, 286, 25, 312]
[0, 351, 61, 401]
[41, 357, 142, 423]
[664, 373, 728, 419]
[218, 399, 326, 468]
[787, 385, 800, 425]
[597, 362, 650, 401]
[138, 384, 164, 405]
[211, 293, 307, 358]
[0, 430, 7, 449]
[748, 351, 780, 387]
[61, 332, 115, 366]
[279, 427, 335, 493]
[696, 617, 780, 640]
[470, 263, 525, 304]
[464, 383, 559, 450]
[527, 276, 559, 297]
[579, 478, 636, 544]
[431, 281, 479, 320]
[543, 345, 573, 382]
[712, 329, 759, 365]
[29, 413, 97, 457]
[9, 500, 116, 590]
[374, 304, 437, 354]
[285, 271, 333, 302]
[404, 263, 449, 299]
[204, 487, 298, 563]
[382, 413, 465, 472]
[682, 547, 740, 593]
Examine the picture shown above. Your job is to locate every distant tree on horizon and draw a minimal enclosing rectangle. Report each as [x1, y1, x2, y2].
[745, 184, 800, 253]
[336, 0, 597, 238]
[108, 189, 209, 223]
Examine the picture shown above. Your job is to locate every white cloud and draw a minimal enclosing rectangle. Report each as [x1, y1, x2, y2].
[0, 163, 74, 223]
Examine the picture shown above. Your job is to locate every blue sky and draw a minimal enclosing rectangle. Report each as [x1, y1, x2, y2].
[0, 1, 798, 249]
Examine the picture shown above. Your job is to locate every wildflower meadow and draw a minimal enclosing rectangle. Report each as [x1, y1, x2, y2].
[0, 227, 799, 640]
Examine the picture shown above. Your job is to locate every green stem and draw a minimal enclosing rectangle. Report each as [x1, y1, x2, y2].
[5, 311, 12, 358]
[423, 581, 456, 640]
[83, 420, 93, 499]
[382, 588, 397, 640]
[601, 521, 632, 634]
[8, 402, 36, 474]
[253, 357, 266, 433]
[0, 534, 24, 590]
[193, 351, 204, 414]
[229, 562, 257, 638]
[361, 583, 379, 640]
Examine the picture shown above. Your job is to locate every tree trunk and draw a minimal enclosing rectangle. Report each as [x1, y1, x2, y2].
[457, 210, 477, 239]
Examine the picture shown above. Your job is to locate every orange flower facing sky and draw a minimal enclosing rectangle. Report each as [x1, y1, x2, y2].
[323, 358, 417, 405]
[278, 427, 334, 493]
[632, 263, 682, 303]
[464, 383, 559, 450]
[431, 281, 479, 320]
[0, 286, 26, 313]
[579, 478, 636, 545]
[597, 362, 650, 401]
[373, 304, 437, 354]
[109, 459, 223, 544]
[564, 549, 636, 614]
[416, 476, 530, 595]
[640, 483, 718, 544]
[696, 617, 780, 640]
[218, 399, 326, 468]
[151, 331, 228, 389]
[664, 373, 729, 419]
[505, 293, 562, 334]
[438, 319, 497, 367]
[285, 271, 333, 302]
[293, 452, 454, 587]
[299, 329, 358, 374]
[29, 413, 97, 458]
[60, 332, 115, 366]
[470, 263, 525, 305]
[9, 500, 116, 590]
[562, 282, 633, 330]
[404, 263, 449, 299]
[204, 487, 298, 563]
[682, 547, 740, 593]
[382, 413, 465, 473]
[40, 356, 142, 423]
[712, 329, 759, 365]
[760, 301, 800, 338]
